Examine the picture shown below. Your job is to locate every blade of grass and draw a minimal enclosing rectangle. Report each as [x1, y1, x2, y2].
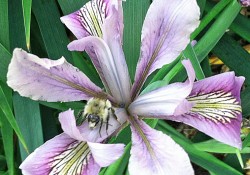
[193, 139, 250, 153]
[205, 0, 250, 43]
[194, 0, 241, 65]
[0, 84, 14, 175]
[123, 0, 150, 79]
[57, 0, 87, 14]
[13, 94, 44, 160]
[0, 111, 14, 175]
[22, 0, 32, 50]
[212, 34, 250, 85]
[230, 14, 250, 43]
[9, 0, 44, 159]
[191, 0, 231, 39]
[32, 0, 72, 61]
[0, 85, 28, 153]
[243, 133, 250, 148]
[183, 43, 205, 80]
[0, 43, 11, 82]
[0, 0, 9, 50]
[197, 0, 207, 16]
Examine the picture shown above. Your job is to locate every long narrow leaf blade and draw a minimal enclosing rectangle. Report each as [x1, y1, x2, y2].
[22, 0, 32, 50]
[0, 85, 28, 153]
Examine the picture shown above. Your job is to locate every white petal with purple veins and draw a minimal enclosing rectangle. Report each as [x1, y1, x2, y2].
[61, 0, 123, 39]
[68, 37, 131, 104]
[129, 118, 194, 175]
[7, 49, 103, 102]
[165, 72, 244, 148]
[20, 133, 100, 175]
[61, 0, 125, 95]
[132, 0, 200, 97]
[128, 59, 195, 117]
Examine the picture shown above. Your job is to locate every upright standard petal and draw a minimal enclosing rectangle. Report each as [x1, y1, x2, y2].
[61, 0, 124, 95]
[7, 49, 103, 102]
[59, 109, 125, 143]
[131, 0, 200, 99]
[129, 118, 193, 175]
[68, 37, 131, 105]
[20, 133, 100, 175]
[61, 0, 123, 39]
[128, 59, 195, 117]
[164, 72, 244, 148]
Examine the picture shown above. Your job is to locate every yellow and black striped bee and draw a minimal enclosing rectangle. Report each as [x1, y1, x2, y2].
[77, 98, 116, 136]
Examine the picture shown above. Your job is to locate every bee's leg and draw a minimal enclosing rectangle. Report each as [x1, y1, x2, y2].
[99, 118, 103, 137]
[105, 115, 110, 135]
[76, 110, 87, 125]
[110, 108, 121, 125]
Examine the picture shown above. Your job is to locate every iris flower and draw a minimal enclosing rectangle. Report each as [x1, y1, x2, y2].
[239, 0, 250, 6]
[7, 0, 244, 174]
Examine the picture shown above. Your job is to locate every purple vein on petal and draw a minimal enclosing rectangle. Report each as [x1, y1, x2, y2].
[128, 117, 194, 175]
[131, 0, 200, 100]
[19, 133, 100, 175]
[68, 36, 130, 105]
[7, 49, 105, 102]
[164, 72, 244, 148]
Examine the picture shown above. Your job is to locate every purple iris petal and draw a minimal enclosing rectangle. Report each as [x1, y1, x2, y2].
[164, 72, 244, 148]
[128, 59, 195, 117]
[7, 49, 103, 102]
[129, 117, 194, 175]
[131, 0, 200, 99]
[20, 113, 125, 175]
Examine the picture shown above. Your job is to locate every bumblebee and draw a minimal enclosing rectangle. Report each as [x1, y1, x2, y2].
[78, 98, 116, 136]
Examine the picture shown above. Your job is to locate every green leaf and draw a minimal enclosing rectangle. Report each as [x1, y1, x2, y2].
[39, 101, 84, 111]
[0, 155, 7, 171]
[212, 34, 250, 85]
[183, 43, 205, 80]
[241, 85, 250, 117]
[0, 85, 28, 153]
[193, 139, 250, 153]
[32, 0, 72, 60]
[22, 0, 32, 50]
[243, 133, 250, 148]
[0, 113, 14, 175]
[0, 43, 11, 82]
[191, 0, 231, 39]
[123, 0, 150, 79]
[13, 93, 44, 160]
[57, 0, 87, 14]
[230, 14, 250, 43]
[0, 84, 14, 175]
[0, 0, 9, 50]
[195, 0, 241, 63]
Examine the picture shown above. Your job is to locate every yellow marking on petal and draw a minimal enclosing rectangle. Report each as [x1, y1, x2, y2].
[187, 91, 241, 123]
[78, 0, 106, 37]
[49, 141, 90, 175]
[60, 142, 88, 174]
